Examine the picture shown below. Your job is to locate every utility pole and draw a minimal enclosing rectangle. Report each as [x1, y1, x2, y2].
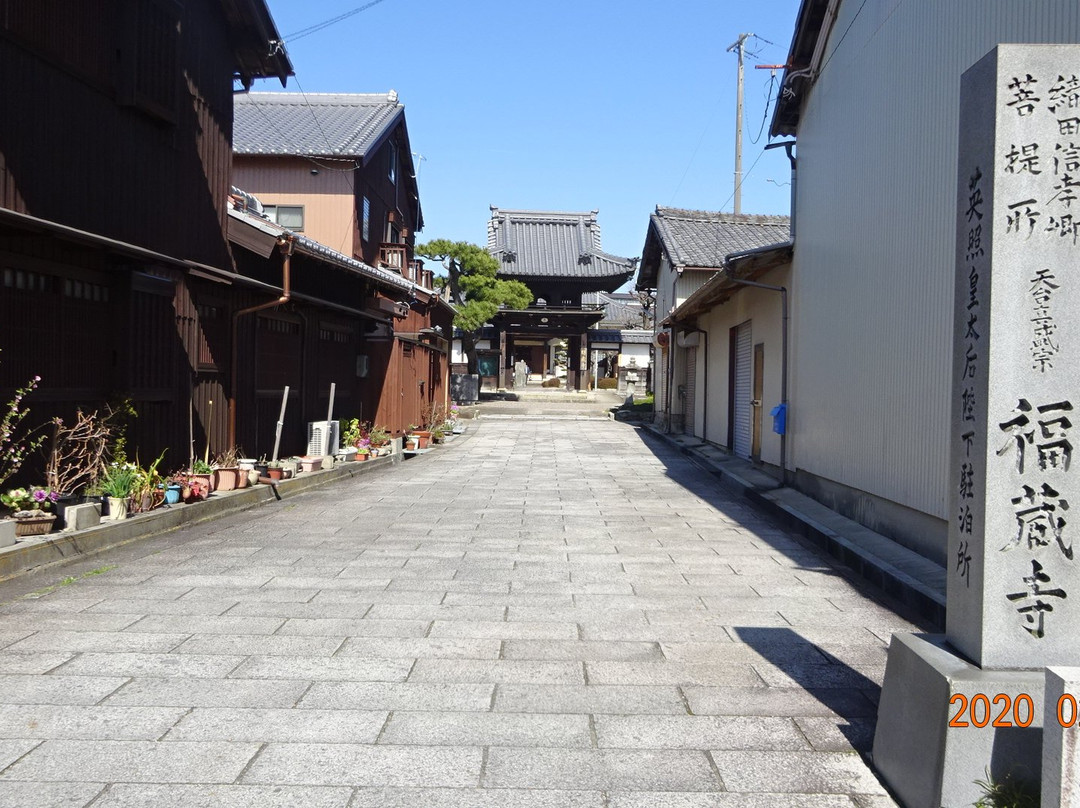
[726, 32, 753, 214]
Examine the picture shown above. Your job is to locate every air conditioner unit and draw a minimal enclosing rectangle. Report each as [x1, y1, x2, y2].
[306, 420, 340, 456]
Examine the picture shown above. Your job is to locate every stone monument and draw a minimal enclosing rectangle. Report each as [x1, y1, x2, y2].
[874, 45, 1080, 807]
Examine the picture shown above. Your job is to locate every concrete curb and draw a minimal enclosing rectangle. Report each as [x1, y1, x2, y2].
[0, 453, 402, 583]
[640, 423, 947, 628]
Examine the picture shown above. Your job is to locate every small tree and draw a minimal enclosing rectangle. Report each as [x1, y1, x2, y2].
[0, 351, 44, 490]
[417, 239, 532, 374]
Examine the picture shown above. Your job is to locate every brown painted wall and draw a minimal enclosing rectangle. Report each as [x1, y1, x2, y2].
[0, 0, 239, 269]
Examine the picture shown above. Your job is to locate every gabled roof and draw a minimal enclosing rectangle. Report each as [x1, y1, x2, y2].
[233, 92, 404, 160]
[487, 208, 637, 290]
[218, 0, 293, 88]
[636, 206, 791, 290]
[770, 0, 840, 137]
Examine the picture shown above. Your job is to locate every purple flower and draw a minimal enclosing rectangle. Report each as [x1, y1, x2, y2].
[32, 489, 46, 502]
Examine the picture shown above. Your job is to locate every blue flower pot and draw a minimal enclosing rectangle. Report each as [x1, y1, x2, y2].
[164, 485, 182, 505]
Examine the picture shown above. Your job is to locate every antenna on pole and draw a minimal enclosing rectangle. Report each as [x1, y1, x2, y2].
[726, 32, 754, 214]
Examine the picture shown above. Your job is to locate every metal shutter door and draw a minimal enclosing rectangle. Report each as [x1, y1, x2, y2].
[733, 321, 752, 458]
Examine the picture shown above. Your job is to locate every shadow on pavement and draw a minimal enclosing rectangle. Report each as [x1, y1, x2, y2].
[730, 625, 883, 754]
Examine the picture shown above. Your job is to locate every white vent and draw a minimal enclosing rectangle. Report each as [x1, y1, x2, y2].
[306, 421, 340, 456]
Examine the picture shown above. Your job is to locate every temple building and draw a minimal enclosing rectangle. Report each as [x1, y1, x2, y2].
[482, 207, 637, 391]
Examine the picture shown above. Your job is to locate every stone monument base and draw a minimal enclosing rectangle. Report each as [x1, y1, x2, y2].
[873, 633, 1044, 807]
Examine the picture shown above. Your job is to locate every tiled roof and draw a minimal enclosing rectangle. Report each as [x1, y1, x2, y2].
[650, 207, 790, 269]
[233, 92, 403, 157]
[591, 329, 654, 344]
[595, 292, 650, 329]
[487, 208, 636, 285]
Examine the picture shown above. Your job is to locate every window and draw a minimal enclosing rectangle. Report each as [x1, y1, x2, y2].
[388, 141, 397, 184]
[264, 205, 304, 231]
[362, 197, 371, 242]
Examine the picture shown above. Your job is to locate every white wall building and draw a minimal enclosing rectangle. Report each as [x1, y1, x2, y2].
[771, 0, 1080, 563]
[637, 208, 791, 439]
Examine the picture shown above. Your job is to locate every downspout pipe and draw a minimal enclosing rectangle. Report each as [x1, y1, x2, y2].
[228, 235, 295, 449]
[723, 274, 789, 485]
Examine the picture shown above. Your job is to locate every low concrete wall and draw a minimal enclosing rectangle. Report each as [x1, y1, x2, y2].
[0, 454, 401, 583]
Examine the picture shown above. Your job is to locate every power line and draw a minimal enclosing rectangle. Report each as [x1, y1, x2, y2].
[283, 0, 393, 43]
[718, 145, 767, 215]
[747, 73, 777, 145]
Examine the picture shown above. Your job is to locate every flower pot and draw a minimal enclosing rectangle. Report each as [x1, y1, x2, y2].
[267, 468, 284, 481]
[238, 458, 258, 471]
[212, 467, 240, 492]
[246, 469, 260, 487]
[281, 459, 299, 477]
[357, 453, 370, 462]
[107, 497, 128, 521]
[164, 485, 182, 505]
[337, 447, 357, 462]
[237, 471, 250, 489]
[253, 463, 268, 476]
[188, 473, 212, 496]
[405, 437, 419, 451]
[299, 457, 322, 473]
[14, 513, 56, 537]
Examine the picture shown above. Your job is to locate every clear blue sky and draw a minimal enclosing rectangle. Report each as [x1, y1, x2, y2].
[261, 0, 802, 266]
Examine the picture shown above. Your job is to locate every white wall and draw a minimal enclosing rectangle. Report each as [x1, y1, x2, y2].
[694, 265, 791, 469]
[620, 343, 651, 369]
[790, 0, 1080, 522]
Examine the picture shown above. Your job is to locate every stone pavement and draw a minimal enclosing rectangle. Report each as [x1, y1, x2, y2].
[0, 418, 923, 806]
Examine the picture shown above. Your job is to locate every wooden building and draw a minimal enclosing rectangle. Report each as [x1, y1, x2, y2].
[226, 202, 452, 454]
[231, 92, 451, 436]
[0, 0, 293, 472]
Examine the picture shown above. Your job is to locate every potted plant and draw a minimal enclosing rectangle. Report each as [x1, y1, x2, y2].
[1, 486, 58, 537]
[189, 459, 214, 495]
[211, 447, 243, 491]
[280, 457, 299, 478]
[356, 445, 371, 462]
[99, 462, 139, 520]
[163, 476, 183, 505]
[176, 472, 208, 503]
[299, 456, 322, 473]
[128, 453, 167, 514]
[44, 401, 132, 527]
[266, 461, 284, 481]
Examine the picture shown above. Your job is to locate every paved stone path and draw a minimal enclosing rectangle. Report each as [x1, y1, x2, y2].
[0, 419, 919, 806]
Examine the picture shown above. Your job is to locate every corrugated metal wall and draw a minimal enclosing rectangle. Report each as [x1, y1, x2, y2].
[791, 0, 1080, 521]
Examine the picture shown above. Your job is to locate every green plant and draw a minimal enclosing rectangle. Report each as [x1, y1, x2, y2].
[99, 463, 140, 499]
[1, 486, 57, 514]
[368, 425, 390, 446]
[191, 459, 213, 474]
[973, 768, 1039, 808]
[129, 452, 167, 513]
[341, 418, 363, 449]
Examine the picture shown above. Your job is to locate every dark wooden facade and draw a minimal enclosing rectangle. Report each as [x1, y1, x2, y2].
[0, 0, 292, 480]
